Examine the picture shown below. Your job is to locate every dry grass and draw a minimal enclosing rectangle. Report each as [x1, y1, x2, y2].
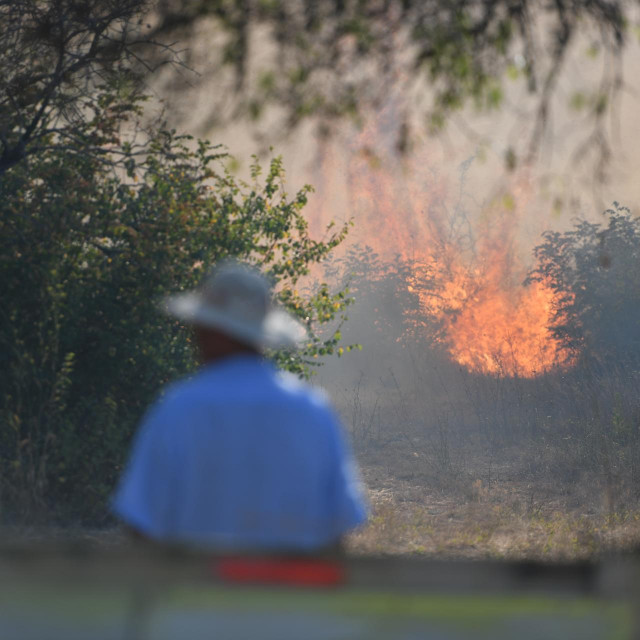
[346, 446, 640, 560]
[3, 434, 640, 561]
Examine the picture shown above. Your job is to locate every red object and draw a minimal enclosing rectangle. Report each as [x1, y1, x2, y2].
[216, 557, 345, 587]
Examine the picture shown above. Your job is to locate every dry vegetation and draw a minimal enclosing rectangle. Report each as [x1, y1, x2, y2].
[346, 445, 640, 559]
[332, 360, 640, 560]
[5, 361, 640, 562]
[4, 438, 640, 560]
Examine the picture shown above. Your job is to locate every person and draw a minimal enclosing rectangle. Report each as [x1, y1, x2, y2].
[111, 261, 367, 551]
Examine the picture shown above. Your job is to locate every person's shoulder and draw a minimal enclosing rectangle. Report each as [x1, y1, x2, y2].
[274, 370, 333, 412]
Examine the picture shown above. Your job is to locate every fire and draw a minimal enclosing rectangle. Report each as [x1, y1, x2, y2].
[406, 176, 573, 377]
[311, 116, 573, 377]
[417, 253, 570, 377]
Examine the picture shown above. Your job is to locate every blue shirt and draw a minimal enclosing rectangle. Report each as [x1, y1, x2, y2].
[112, 355, 367, 549]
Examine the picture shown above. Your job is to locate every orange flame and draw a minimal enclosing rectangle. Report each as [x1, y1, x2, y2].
[412, 176, 573, 377]
[417, 250, 571, 377]
[311, 117, 573, 377]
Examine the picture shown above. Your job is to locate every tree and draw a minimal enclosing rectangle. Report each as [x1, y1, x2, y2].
[0, 0, 172, 175]
[0, 124, 352, 521]
[527, 202, 640, 370]
[148, 0, 632, 174]
[326, 244, 438, 347]
[0, 1, 354, 522]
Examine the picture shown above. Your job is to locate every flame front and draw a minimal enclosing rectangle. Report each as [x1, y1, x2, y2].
[335, 122, 573, 377]
[417, 254, 570, 377]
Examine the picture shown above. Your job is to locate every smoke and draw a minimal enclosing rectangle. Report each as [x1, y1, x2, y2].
[150, 18, 640, 390]
[132, 24, 640, 527]
[303, 111, 575, 383]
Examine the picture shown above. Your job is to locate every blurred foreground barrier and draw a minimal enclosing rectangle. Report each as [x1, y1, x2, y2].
[0, 544, 638, 639]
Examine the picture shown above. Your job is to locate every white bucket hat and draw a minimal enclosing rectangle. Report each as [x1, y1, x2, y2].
[163, 261, 307, 350]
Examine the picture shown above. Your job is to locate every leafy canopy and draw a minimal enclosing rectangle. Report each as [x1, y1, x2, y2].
[149, 0, 632, 174]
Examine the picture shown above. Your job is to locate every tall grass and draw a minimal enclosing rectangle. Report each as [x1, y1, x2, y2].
[339, 358, 640, 513]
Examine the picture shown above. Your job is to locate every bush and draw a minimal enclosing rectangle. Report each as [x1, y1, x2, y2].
[528, 202, 640, 370]
[0, 128, 352, 524]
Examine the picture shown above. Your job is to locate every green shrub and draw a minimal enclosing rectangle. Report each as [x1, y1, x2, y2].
[0, 127, 352, 524]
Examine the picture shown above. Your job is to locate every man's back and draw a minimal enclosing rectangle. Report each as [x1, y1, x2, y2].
[113, 355, 366, 549]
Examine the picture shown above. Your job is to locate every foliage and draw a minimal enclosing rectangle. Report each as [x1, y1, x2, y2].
[528, 202, 640, 369]
[0, 0, 171, 175]
[0, 121, 352, 522]
[326, 244, 438, 350]
[150, 0, 630, 169]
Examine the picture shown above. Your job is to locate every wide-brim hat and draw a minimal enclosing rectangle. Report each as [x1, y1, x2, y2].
[163, 261, 307, 350]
